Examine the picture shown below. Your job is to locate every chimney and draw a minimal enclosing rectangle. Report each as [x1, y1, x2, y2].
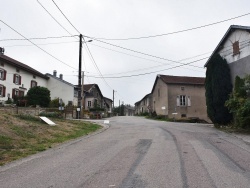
[53, 70, 57, 77]
[59, 74, 63, 80]
[0, 47, 4, 55]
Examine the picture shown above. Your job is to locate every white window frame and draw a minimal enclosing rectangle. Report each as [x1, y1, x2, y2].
[87, 101, 92, 107]
[180, 95, 186, 106]
[0, 69, 4, 80]
[0, 85, 3, 97]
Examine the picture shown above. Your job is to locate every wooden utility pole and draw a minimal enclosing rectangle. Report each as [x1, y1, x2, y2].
[81, 71, 84, 118]
[77, 34, 82, 119]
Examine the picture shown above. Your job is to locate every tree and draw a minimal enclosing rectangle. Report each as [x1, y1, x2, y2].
[205, 54, 232, 125]
[26, 86, 51, 107]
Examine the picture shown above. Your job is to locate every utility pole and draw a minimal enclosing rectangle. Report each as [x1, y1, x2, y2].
[77, 34, 82, 119]
[81, 71, 84, 118]
[119, 100, 121, 116]
[112, 90, 115, 114]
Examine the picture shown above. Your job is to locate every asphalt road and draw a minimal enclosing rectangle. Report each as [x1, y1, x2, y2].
[1, 116, 250, 188]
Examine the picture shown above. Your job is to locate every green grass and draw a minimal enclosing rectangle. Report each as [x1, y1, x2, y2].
[0, 114, 102, 166]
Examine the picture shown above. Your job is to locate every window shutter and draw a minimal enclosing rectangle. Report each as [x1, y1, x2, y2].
[3, 86, 6, 97]
[12, 89, 15, 98]
[13, 74, 16, 83]
[188, 96, 191, 107]
[19, 75, 21, 85]
[3, 70, 6, 80]
[177, 96, 180, 107]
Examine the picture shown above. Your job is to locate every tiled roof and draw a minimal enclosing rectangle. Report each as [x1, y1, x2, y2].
[0, 54, 48, 79]
[159, 75, 205, 85]
[83, 84, 95, 91]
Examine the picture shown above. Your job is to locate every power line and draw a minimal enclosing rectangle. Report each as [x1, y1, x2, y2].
[0, 35, 77, 42]
[91, 38, 202, 68]
[50, 0, 114, 90]
[3, 40, 78, 47]
[86, 57, 208, 79]
[37, 0, 74, 36]
[51, 0, 81, 34]
[87, 12, 250, 40]
[0, 20, 77, 70]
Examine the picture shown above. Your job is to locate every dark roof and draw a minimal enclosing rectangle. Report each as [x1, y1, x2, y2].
[204, 25, 250, 67]
[0, 54, 49, 79]
[159, 75, 205, 85]
[151, 74, 205, 94]
[135, 93, 151, 105]
[46, 73, 74, 87]
[104, 97, 113, 102]
[83, 84, 95, 92]
[78, 84, 104, 98]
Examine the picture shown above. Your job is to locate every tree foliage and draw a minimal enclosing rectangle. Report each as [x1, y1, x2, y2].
[226, 75, 250, 129]
[205, 54, 232, 125]
[26, 86, 51, 107]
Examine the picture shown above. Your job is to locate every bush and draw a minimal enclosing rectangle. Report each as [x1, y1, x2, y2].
[26, 86, 51, 107]
[39, 112, 62, 118]
[237, 100, 250, 129]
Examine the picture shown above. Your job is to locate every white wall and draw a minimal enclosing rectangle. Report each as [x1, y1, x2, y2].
[219, 30, 250, 63]
[0, 62, 47, 102]
[46, 75, 74, 105]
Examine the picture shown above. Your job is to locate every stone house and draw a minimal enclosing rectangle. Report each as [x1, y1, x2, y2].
[151, 74, 209, 122]
[204, 25, 250, 84]
[134, 93, 152, 115]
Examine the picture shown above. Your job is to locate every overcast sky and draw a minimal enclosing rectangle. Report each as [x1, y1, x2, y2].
[1, 0, 250, 106]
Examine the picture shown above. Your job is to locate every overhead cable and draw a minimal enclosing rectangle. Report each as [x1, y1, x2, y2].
[87, 12, 250, 40]
[0, 20, 77, 70]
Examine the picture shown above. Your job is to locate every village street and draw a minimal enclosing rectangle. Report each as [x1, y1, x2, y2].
[1, 116, 250, 188]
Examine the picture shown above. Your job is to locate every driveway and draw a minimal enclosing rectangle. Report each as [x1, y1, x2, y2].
[1, 116, 250, 187]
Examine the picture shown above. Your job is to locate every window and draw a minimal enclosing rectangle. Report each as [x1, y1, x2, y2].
[30, 80, 37, 88]
[0, 62, 4, 67]
[181, 86, 185, 91]
[233, 41, 240, 55]
[0, 69, 6, 80]
[33, 75, 36, 79]
[13, 74, 21, 85]
[12, 89, 19, 98]
[0, 85, 6, 97]
[16, 68, 20, 73]
[180, 95, 186, 106]
[177, 95, 191, 107]
[87, 101, 92, 107]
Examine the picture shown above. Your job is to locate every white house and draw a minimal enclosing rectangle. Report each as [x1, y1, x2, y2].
[46, 71, 77, 106]
[204, 25, 250, 84]
[0, 51, 48, 103]
[0, 51, 77, 106]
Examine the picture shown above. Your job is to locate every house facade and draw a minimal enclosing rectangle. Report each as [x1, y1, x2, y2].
[134, 93, 152, 115]
[151, 75, 209, 121]
[0, 52, 48, 104]
[83, 84, 104, 110]
[124, 105, 135, 116]
[204, 25, 250, 84]
[46, 71, 76, 106]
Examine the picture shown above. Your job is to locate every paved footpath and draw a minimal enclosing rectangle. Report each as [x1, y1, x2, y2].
[1, 116, 250, 188]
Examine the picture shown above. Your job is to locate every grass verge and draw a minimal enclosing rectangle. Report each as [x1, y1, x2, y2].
[0, 113, 101, 166]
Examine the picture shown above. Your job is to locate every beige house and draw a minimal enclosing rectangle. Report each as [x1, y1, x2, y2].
[135, 93, 152, 115]
[204, 25, 250, 84]
[151, 75, 210, 122]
